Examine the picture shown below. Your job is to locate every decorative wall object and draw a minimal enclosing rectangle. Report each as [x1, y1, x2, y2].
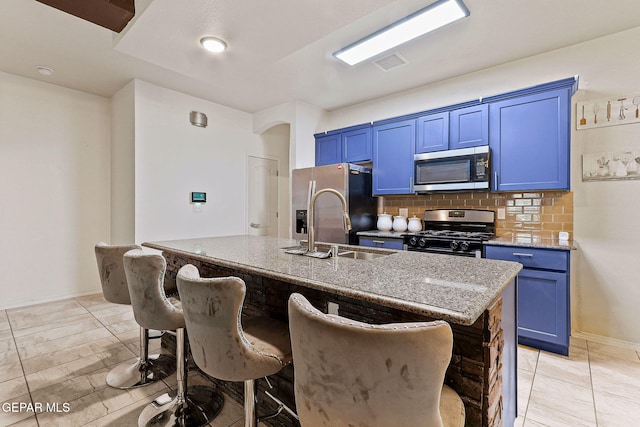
[582, 151, 640, 181]
[576, 94, 640, 130]
[189, 111, 208, 128]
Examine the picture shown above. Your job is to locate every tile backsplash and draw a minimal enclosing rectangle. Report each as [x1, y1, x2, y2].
[382, 191, 573, 238]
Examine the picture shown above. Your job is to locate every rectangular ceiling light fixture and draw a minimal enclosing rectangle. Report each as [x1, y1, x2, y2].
[334, 0, 469, 66]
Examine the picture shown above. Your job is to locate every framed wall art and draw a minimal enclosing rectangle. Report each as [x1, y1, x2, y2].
[582, 151, 640, 181]
[576, 93, 640, 130]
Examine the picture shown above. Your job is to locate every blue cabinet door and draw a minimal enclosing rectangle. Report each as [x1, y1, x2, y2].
[489, 88, 571, 191]
[416, 112, 449, 153]
[359, 237, 404, 250]
[485, 245, 570, 355]
[315, 133, 341, 166]
[517, 268, 569, 355]
[450, 104, 488, 150]
[342, 127, 372, 163]
[373, 119, 416, 195]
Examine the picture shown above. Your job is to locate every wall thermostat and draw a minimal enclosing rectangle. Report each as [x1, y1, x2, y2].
[190, 192, 206, 203]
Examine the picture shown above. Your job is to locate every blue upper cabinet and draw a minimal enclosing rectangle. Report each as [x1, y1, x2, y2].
[415, 112, 449, 153]
[315, 126, 372, 166]
[450, 104, 489, 150]
[342, 127, 372, 163]
[489, 87, 571, 191]
[416, 104, 488, 154]
[373, 119, 416, 195]
[315, 133, 341, 166]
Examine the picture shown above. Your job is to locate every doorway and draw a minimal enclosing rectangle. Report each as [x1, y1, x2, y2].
[247, 156, 279, 237]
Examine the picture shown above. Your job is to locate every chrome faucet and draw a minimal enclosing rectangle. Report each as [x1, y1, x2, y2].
[307, 187, 351, 255]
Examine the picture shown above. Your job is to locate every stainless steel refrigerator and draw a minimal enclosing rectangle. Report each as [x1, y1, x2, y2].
[292, 163, 377, 245]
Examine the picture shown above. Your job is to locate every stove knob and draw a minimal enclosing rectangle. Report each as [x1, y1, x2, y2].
[418, 238, 427, 248]
[409, 236, 418, 246]
[449, 241, 459, 250]
[459, 241, 470, 251]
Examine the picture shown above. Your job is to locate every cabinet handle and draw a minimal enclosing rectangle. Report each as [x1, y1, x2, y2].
[410, 176, 414, 193]
[512, 252, 534, 257]
[372, 240, 385, 245]
[494, 171, 498, 191]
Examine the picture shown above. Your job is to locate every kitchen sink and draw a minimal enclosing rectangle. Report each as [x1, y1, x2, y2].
[336, 251, 388, 260]
[282, 246, 390, 260]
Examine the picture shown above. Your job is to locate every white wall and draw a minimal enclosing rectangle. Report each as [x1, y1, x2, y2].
[253, 100, 326, 170]
[110, 81, 135, 244]
[132, 80, 289, 243]
[315, 27, 640, 345]
[0, 71, 110, 309]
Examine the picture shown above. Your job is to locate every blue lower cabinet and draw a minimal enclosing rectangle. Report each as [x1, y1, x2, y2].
[517, 268, 568, 354]
[359, 237, 404, 250]
[485, 245, 570, 355]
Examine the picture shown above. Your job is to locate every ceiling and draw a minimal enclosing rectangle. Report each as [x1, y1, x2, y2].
[1, 0, 640, 113]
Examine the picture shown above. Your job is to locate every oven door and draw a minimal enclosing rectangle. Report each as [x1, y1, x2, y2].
[414, 146, 490, 192]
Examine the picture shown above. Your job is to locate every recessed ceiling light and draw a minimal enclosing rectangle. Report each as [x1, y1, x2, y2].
[200, 37, 227, 54]
[36, 66, 54, 76]
[334, 0, 469, 66]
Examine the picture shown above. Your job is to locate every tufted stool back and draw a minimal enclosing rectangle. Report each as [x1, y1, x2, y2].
[123, 249, 185, 332]
[94, 242, 140, 304]
[288, 292, 465, 427]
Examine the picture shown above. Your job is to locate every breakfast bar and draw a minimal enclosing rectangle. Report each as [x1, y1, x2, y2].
[144, 235, 522, 427]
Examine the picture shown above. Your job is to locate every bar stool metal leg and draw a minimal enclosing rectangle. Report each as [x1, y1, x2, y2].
[244, 379, 257, 427]
[106, 327, 176, 389]
[138, 328, 224, 427]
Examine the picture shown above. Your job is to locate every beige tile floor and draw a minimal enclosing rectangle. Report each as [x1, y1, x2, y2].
[1, 294, 639, 426]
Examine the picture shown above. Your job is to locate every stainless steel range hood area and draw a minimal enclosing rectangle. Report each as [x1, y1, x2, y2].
[413, 146, 491, 193]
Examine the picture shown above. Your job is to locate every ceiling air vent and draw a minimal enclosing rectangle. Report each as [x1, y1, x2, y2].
[373, 52, 408, 72]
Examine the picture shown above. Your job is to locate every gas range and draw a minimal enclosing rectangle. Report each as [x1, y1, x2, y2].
[404, 209, 495, 257]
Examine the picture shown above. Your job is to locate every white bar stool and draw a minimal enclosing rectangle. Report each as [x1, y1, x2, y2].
[94, 242, 175, 389]
[123, 250, 224, 427]
[176, 264, 293, 427]
[288, 292, 466, 427]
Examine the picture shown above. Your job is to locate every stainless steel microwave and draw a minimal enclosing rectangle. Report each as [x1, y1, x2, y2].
[414, 146, 490, 192]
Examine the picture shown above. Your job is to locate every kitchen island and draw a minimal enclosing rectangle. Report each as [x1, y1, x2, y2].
[144, 235, 522, 427]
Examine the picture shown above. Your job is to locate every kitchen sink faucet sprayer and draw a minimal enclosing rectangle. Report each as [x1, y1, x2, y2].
[307, 182, 351, 254]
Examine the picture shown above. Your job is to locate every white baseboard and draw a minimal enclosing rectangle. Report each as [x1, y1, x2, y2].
[0, 290, 102, 311]
[573, 330, 640, 352]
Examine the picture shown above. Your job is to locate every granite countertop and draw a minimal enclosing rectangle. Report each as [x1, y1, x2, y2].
[356, 230, 406, 238]
[487, 233, 578, 250]
[144, 235, 522, 326]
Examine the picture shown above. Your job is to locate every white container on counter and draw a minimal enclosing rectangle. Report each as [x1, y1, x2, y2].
[377, 213, 393, 231]
[408, 216, 422, 232]
[392, 215, 407, 232]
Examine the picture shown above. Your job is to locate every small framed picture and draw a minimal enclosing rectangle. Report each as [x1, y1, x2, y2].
[582, 151, 640, 181]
